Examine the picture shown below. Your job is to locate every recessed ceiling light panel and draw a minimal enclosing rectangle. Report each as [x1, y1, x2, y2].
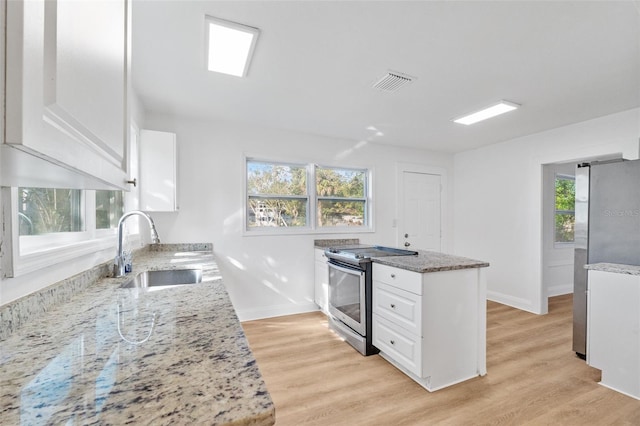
[453, 100, 520, 125]
[206, 15, 260, 77]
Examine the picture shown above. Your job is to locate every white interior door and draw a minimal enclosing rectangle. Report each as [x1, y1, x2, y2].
[399, 171, 441, 252]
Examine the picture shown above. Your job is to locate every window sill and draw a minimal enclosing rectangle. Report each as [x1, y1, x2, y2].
[243, 226, 375, 237]
[8, 234, 140, 278]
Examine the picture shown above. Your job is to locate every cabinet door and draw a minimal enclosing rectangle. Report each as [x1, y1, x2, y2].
[5, 0, 128, 188]
[140, 130, 177, 212]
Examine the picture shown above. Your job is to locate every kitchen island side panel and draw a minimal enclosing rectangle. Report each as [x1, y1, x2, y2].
[587, 269, 640, 400]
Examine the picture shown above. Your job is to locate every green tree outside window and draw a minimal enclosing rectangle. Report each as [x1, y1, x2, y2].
[316, 167, 366, 227]
[247, 161, 308, 227]
[245, 160, 370, 229]
[18, 188, 84, 235]
[555, 175, 575, 243]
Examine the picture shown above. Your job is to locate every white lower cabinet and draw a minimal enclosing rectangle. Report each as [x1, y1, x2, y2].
[372, 263, 487, 392]
[587, 269, 640, 399]
[314, 248, 329, 314]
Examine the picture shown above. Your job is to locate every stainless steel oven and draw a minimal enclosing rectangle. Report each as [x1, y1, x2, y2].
[326, 258, 375, 355]
[328, 261, 366, 336]
[325, 245, 418, 356]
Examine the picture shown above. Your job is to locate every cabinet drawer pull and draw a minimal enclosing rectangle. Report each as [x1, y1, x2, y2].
[390, 274, 396, 278]
[390, 303, 396, 309]
[390, 340, 395, 345]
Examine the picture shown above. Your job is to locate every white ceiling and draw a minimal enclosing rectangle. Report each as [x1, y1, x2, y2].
[132, 1, 640, 153]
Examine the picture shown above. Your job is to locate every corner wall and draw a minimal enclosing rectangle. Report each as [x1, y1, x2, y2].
[143, 114, 454, 321]
[453, 108, 639, 314]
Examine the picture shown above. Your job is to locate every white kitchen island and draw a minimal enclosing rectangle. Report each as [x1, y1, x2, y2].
[587, 263, 640, 400]
[371, 251, 489, 392]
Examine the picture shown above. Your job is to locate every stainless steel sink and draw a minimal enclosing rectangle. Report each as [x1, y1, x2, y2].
[121, 269, 202, 289]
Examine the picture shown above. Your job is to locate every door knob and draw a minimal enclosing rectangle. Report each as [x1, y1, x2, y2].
[404, 233, 409, 238]
[404, 242, 411, 247]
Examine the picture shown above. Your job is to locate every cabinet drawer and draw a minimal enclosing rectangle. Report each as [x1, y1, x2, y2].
[314, 248, 328, 262]
[373, 314, 422, 377]
[373, 263, 422, 295]
[373, 281, 422, 336]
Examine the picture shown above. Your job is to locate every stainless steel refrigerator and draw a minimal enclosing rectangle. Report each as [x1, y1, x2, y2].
[573, 159, 640, 358]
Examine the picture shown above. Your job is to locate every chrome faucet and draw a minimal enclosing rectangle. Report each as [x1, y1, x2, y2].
[114, 211, 160, 277]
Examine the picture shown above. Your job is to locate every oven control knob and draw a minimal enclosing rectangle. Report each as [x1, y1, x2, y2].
[390, 304, 396, 309]
[390, 340, 395, 345]
[391, 274, 396, 278]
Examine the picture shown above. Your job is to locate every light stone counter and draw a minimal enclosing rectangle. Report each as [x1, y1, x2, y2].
[313, 238, 360, 248]
[0, 246, 275, 425]
[585, 262, 640, 276]
[372, 250, 489, 273]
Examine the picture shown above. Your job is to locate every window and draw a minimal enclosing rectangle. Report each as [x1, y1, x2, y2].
[245, 159, 371, 233]
[18, 188, 83, 236]
[554, 174, 575, 243]
[316, 166, 367, 227]
[246, 161, 308, 228]
[96, 190, 124, 229]
[5, 187, 125, 277]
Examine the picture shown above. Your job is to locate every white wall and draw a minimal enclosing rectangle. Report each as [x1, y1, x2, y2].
[454, 108, 639, 315]
[143, 113, 454, 320]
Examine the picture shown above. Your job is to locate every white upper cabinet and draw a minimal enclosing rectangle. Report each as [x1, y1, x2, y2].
[5, 0, 129, 189]
[139, 130, 178, 212]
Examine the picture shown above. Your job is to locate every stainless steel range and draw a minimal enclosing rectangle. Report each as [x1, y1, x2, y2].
[324, 245, 418, 355]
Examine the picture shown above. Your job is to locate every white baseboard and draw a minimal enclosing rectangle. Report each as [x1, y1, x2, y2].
[237, 302, 319, 322]
[547, 283, 573, 297]
[487, 290, 539, 314]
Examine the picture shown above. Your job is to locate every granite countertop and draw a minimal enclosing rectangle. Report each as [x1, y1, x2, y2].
[586, 262, 640, 276]
[372, 250, 490, 273]
[0, 246, 275, 426]
[313, 238, 360, 248]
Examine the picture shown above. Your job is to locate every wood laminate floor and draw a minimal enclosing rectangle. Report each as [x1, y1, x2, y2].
[242, 295, 640, 425]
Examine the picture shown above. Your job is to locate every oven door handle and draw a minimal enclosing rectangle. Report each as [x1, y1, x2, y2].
[328, 261, 365, 275]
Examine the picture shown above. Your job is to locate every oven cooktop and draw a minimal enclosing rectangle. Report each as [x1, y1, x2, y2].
[326, 245, 418, 262]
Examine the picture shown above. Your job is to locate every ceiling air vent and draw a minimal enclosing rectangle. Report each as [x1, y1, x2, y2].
[372, 71, 415, 92]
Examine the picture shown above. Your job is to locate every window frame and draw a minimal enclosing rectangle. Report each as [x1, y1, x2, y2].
[315, 164, 370, 230]
[17, 187, 88, 251]
[2, 187, 125, 278]
[553, 173, 576, 246]
[243, 157, 373, 235]
[245, 159, 312, 231]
